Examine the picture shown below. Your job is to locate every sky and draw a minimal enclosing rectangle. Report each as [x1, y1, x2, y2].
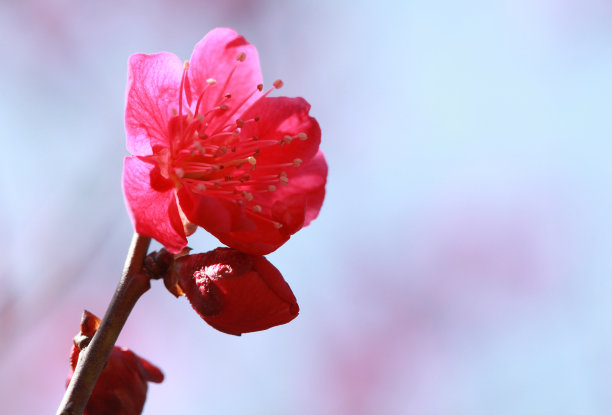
[1, 0, 612, 414]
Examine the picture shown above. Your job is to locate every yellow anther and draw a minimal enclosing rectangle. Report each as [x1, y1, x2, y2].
[247, 156, 257, 165]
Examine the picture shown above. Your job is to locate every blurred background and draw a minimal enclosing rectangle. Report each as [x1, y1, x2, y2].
[1, 0, 612, 414]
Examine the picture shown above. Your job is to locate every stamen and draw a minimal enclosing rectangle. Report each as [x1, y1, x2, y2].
[183, 61, 192, 106]
[273, 79, 284, 89]
[297, 132, 308, 140]
[245, 208, 283, 229]
[280, 135, 293, 146]
[194, 81, 216, 115]
[237, 52, 247, 62]
[293, 158, 302, 167]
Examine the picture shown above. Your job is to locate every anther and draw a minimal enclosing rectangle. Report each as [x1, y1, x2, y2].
[215, 146, 229, 157]
[280, 135, 293, 146]
[242, 191, 254, 201]
[293, 158, 302, 167]
[252, 205, 262, 213]
[297, 132, 308, 141]
[268, 185, 277, 192]
[247, 156, 257, 165]
[183, 61, 190, 70]
[206, 78, 217, 85]
[236, 119, 245, 128]
[279, 175, 289, 186]
[174, 168, 185, 178]
[254, 116, 260, 122]
[257, 84, 263, 91]
[273, 79, 284, 89]
[273, 222, 283, 229]
[224, 93, 232, 99]
[237, 52, 247, 62]
[219, 104, 228, 111]
[196, 183, 207, 192]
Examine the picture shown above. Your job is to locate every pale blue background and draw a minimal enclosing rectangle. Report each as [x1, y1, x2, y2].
[1, 0, 612, 414]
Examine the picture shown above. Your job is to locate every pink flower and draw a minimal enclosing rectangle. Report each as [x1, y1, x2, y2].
[67, 311, 164, 415]
[173, 247, 299, 335]
[123, 28, 327, 255]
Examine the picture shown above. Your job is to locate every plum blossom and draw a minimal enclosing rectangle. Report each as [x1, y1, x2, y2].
[123, 28, 327, 254]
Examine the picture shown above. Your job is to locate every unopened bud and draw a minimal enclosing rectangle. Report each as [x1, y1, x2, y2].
[173, 248, 299, 335]
[67, 311, 164, 415]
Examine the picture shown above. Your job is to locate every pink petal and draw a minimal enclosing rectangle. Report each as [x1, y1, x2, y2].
[122, 156, 187, 253]
[181, 153, 327, 255]
[189, 28, 262, 119]
[287, 151, 328, 227]
[255, 150, 328, 229]
[240, 96, 321, 166]
[125, 52, 183, 156]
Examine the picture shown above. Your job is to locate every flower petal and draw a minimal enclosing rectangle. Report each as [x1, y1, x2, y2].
[178, 151, 327, 255]
[125, 52, 183, 156]
[189, 28, 262, 119]
[123, 156, 187, 253]
[267, 150, 328, 228]
[241, 96, 322, 166]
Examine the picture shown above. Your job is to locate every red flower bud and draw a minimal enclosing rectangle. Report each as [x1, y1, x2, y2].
[67, 311, 164, 415]
[174, 248, 299, 335]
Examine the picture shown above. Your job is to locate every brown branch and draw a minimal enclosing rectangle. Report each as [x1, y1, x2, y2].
[56, 233, 151, 415]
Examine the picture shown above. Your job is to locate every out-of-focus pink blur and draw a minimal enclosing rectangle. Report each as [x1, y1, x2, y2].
[2, 0, 612, 414]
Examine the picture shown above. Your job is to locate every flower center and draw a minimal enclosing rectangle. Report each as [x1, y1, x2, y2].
[160, 55, 309, 229]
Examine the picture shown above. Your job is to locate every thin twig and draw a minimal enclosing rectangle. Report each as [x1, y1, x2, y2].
[56, 233, 151, 415]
